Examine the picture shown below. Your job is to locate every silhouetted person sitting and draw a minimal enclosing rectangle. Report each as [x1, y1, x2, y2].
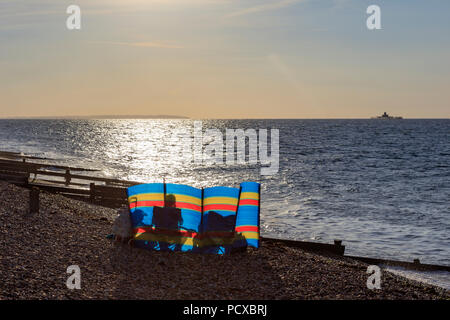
[152, 194, 184, 251]
[200, 211, 236, 254]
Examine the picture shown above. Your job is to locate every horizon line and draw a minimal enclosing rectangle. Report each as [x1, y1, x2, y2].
[1, 116, 449, 120]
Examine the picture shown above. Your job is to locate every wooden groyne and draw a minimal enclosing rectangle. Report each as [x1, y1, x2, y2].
[261, 237, 450, 272]
[0, 151, 139, 207]
[261, 237, 345, 256]
[1, 151, 449, 273]
[345, 255, 450, 272]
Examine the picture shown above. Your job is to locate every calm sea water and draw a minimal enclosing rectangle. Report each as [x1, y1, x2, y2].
[1, 119, 449, 288]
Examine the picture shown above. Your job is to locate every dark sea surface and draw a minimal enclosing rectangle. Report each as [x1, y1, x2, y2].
[0, 119, 449, 288]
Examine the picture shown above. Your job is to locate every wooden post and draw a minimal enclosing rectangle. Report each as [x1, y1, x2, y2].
[334, 240, 345, 255]
[29, 187, 40, 214]
[64, 169, 71, 185]
[199, 187, 204, 234]
[90, 183, 95, 203]
[163, 181, 167, 207]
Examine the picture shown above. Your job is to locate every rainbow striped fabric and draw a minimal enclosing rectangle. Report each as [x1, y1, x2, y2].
[127, 182, 260, 254]
[235, 182, 260, 249]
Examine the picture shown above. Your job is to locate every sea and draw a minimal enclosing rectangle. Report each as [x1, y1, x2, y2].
[0, 119, 449, 289]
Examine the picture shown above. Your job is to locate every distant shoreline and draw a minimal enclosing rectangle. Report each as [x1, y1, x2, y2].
[0, 115, 190, 120]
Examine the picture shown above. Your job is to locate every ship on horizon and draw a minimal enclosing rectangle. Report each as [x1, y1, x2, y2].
[372, 112, 403, 119]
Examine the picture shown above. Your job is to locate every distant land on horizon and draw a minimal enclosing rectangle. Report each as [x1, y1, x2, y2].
[0, 115, 190, 120]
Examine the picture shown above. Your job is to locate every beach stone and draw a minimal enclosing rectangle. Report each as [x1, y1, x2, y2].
[0, 181, 449, 300]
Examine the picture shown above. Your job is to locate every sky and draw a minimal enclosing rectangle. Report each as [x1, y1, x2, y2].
[0, 0, 449, 118]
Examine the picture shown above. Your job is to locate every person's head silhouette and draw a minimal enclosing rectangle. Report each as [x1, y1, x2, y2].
[165, 194, 176, 208]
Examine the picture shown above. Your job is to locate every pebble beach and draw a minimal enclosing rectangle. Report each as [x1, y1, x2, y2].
[0, 181, 448, 300]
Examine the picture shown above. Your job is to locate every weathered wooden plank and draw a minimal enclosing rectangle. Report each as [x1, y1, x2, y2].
[34, 178, 88, 187]
[345, 255, 450, 272]
[0, 154, 142, 187]
[0, 151, 21, 156]
[0, 158, 98, 172]
[0, 167, 139, 186]
[0, 161, 42, 172]
[28, 170, 139, 186]
[261, 236, 345, 255]
[30, 183, 91, 196]
[89, 183, 128, 207]
[0, 169, 30, 177]
[92, 185, 127, 197]
[0, 173, 29, 186]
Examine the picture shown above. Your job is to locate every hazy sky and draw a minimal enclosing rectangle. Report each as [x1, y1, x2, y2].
[1, 0, 449, 118]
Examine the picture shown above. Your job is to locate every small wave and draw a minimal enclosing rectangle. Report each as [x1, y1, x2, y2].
[384, 266, 450, 291]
